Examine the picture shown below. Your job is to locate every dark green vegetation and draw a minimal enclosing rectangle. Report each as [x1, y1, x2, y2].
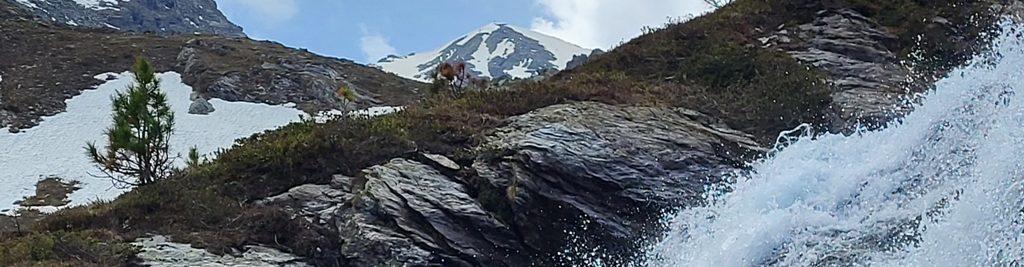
[569, 0, 1003, 138]
[86, 58, 176, 186]
[3, 0, 1006, 265]
[0, 230, 137, 266]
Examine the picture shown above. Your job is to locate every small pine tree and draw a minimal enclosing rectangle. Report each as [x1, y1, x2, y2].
[85, 58, 175, 187]
[186, 146, 201, 168]
[337, 85, 356, 102]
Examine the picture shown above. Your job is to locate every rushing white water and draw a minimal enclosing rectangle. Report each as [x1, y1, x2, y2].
[649, 23, 1024, 266]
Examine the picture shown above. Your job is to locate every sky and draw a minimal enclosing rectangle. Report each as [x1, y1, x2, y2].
[214, 0, 715, 64]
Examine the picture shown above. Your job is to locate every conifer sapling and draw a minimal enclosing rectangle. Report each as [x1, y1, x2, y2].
[85, 58, 175, 187]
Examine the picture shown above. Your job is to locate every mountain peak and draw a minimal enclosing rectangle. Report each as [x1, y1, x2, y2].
[377, 23, 593, 82]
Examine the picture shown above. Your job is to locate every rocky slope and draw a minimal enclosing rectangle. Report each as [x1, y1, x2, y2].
[1, 0, 1009, 266]
[260, 102, 762, 265]
[0, 0, 426, 132]
[7, 0, 244, 37]
[762, 9, 921, 130]
[377, 23, 597, 82]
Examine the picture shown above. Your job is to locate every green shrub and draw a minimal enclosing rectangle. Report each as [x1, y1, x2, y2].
[86, 58, 175, 186]
[0, 230, 137, 266]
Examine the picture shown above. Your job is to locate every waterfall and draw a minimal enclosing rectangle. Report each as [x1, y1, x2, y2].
[648, 22, 1024, 266]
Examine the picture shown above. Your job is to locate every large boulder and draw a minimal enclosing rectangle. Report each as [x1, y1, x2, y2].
[264, 102, 763, 265]
[469, 102, 762, 263]
[188, 96, 215, 115]
[263, 159, 528, 266]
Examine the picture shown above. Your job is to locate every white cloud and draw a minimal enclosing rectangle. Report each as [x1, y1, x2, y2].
[531, 0, 715, 49]
[218, 0, 298, 22]
[360, 30, 398, 63]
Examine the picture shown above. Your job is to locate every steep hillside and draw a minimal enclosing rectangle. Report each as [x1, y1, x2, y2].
[2, 0, 1010, 266]
[0, 0, 426, 132]
[565, 0, 1005, 139]
[7, 0, 244, 37]
[377, 23, 596, 81]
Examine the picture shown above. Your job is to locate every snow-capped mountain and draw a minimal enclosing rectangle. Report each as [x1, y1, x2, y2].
[377, 23, 596, 82]
[8, 0, 244, 37]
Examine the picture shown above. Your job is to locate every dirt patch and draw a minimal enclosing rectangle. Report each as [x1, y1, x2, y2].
[0, 177, 81, 233]
[14, 177, 81, 208]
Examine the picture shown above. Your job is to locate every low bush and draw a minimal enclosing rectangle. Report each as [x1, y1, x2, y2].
[0, 230, 137, 266]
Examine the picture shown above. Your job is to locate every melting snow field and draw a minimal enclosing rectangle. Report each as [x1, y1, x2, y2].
[0, 72, 305, 214]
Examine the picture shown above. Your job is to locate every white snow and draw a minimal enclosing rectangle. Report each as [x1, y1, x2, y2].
[494, 39, 517, 58]
[468, 39, 494, 79]
[0, 72, 305, 214]
[508, 24, 589, 70]
[72, 0, 123, 11]
[377, 23, 591, 82]
[506, 59, 534, 78]
[312, 106, 405, 123]
[350, 106, 404, 117]
[14, 0, 38, 9]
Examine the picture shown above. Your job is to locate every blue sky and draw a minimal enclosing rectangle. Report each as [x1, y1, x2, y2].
[214, 0, 714, 64]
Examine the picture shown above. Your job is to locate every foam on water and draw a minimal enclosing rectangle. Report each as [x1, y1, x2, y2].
[648, 23, 1024, 266]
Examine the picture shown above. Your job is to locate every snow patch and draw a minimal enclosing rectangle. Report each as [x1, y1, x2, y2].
[72, 0, 123, 11]
[350, 106, 404, 117]
[135, 235, 308, 267]
[312, 106, 405, 123]
[0, 72, 305, 214]
[14, 0, 38, 9]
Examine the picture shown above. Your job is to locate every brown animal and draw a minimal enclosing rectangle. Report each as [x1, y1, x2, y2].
[437, 62, 466, 82]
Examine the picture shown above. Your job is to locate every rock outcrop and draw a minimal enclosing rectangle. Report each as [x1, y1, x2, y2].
[264, 102, 763, 265]
[8, 0, 245, 37]
[188, 97, 215, 115]
[134, 235, 309, 267]
[763, 9, 923, 130]
[176, 38, 422, 112]
[470, 102, 762, 262]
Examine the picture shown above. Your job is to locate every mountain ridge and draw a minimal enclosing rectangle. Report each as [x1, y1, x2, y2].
[7, 0, 245, 37]
[376, 23, 597, 81]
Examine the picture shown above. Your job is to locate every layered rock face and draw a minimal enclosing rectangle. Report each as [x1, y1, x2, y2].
[177, 38, 422, 113]
[472, 102, 763, 258]
[763, 9, 922, 130]
[8, 0, 244, 37]
[263, 102, 762, 265]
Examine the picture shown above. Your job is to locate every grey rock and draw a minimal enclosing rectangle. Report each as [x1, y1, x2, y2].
[266, 102, 763, 265]
[187, 97, 214, 115]
[134, 235, 309, 267]
[259, 181, 351, 225]
[764, 9, 915, 130]
[8, 0, 245, 37]
[260, 159, 528, 266]
[564, 50, 599, 70]
[469, 102, 763, 262]
[340, 158, 527, 266]
[421, 153, 462, 171]
[176, 38, 424, 114]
